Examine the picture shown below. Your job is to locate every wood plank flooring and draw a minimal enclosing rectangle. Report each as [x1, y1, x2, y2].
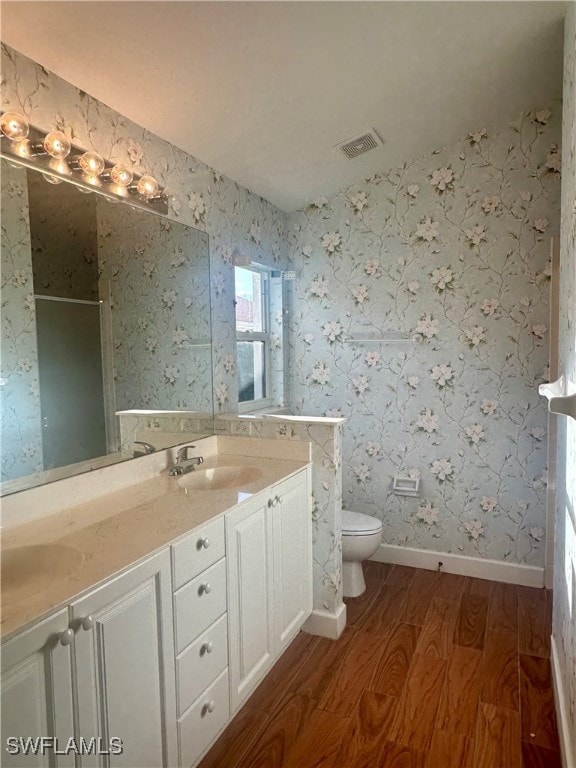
[198, 563, 560, 768]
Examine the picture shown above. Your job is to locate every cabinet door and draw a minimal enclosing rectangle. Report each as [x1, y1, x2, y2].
[70, 550, 177, 768]
[1, 609, 75, 768]
[273, 469, 313, 652]
[226, 494, 274, 713]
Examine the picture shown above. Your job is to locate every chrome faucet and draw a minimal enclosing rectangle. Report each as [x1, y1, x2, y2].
[133, 441, 156, 457]
[169, 445, 204, 476]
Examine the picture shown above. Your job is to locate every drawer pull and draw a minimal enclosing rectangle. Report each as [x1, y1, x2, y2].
[201, 640, 213, 655]
[198, 537, 210, 549]
[200, 582, 211, 595]
[203, 700, 215, 715]
[82, 616, 95, 631]
[60, 628, 74, 646]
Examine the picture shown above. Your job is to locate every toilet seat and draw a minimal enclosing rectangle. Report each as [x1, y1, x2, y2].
[342, 509, 382, 536]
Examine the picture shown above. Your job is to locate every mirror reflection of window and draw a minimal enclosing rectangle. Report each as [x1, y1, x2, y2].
[235, 266, 271, 408]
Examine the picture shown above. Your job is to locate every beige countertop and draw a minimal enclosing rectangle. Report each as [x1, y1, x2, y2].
[1, 453, 309, 640]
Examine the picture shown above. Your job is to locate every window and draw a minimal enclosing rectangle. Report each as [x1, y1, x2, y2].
[235, 266, 271, 410]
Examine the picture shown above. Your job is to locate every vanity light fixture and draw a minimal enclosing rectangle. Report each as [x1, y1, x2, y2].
[0, 111, 29, 141]
[12, 138, 32, 158]
[78, 150, 105, 176]
[108, 164, 133, 187]
[136, 174, 160, 198]
[42, 130, 71, 159]
[42, 172, 63, 185]
[0, 111, 168, 214]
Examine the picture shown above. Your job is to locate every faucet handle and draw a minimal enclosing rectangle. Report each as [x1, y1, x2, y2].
[133, 441, 156, 457]
[177, 444, 196, 461]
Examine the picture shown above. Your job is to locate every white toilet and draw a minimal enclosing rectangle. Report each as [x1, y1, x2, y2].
[342, 509, 383, 597]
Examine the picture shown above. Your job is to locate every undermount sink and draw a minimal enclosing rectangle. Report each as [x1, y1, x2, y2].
[1, 544, 84, 603]
[177, 465, 262, 491]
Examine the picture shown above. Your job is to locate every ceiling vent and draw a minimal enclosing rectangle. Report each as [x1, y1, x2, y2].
[335, 130, 382, 160]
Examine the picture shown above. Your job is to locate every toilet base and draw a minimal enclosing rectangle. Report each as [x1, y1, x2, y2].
[343, 560, 366, 598]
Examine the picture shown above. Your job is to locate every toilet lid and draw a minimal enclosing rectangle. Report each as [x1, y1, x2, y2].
[342, 509, 382, 534]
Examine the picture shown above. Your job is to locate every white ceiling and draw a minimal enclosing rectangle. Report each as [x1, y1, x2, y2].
[0, 1, 566, 212]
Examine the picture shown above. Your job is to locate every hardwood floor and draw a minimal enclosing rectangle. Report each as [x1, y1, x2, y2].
[198, 563, 560, 768]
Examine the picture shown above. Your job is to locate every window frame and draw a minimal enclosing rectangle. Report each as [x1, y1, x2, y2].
[235, 264, 273, 412]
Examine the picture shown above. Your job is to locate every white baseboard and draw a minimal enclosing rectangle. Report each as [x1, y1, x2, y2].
[551, 634, 575, 768]
[302, 603, 347, 639]
[371, 543, 544, 587]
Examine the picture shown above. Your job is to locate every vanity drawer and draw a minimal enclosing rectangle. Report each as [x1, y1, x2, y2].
[174, 558, 227, 652]
[176, 614, 228, 716]
[172, 517, 225, 590]
[178, 668, 229, 768]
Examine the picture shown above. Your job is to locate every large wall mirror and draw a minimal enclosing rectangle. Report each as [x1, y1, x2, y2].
[1, 158, 214, 495]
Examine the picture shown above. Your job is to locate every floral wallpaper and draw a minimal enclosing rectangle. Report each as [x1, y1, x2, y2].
[97, 198, 212, 414]
[554, 5, 576, 753]
[288, 105, 561, 568]
[0, 42, 290, 419]
[0, 160, 43, 481]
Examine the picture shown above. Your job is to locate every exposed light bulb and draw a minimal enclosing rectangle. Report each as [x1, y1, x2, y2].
[13, 138, 32, 158]
[110, 164, 133, 187]
[136, 174, 160, 198]
[84, 174, 102, 188]
[48, 158, 72, 176]
[43, 130, 71, 159]
[78, 150, 105, 176]
[42, 173, 62, 185]
[1, 112, 29, 141]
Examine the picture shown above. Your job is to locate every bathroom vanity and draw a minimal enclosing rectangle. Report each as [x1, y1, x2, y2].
[0, 436, 313, 767]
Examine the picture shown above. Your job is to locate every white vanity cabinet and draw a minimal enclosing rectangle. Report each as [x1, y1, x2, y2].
[227, 467, 312, 712]
[1, 609, 75, 768]
[70, 549, 177, 768]
[171, 518, 230, 768]
[1, 463, 312, 768]
[226, 492, 275, 712]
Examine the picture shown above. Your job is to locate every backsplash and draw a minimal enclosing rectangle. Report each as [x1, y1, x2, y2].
[288, 106, 561, 567]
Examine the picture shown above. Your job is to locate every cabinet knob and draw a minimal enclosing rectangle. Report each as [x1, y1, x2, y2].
[204, 700, 215, 715]
[199, 537, 210, 549]
[82, 615, 95, 631]
[59, 628, 74, 646]
[201, 583, 211, 595]
[267, 498, 274, 508]
[201, 640, 213, 654]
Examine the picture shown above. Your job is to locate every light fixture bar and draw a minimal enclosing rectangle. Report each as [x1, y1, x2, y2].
[0, 112, 168, 214]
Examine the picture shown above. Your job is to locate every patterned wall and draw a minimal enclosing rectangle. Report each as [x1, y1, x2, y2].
[288, 106, 561, 567]
[554, 5, 576, 753]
